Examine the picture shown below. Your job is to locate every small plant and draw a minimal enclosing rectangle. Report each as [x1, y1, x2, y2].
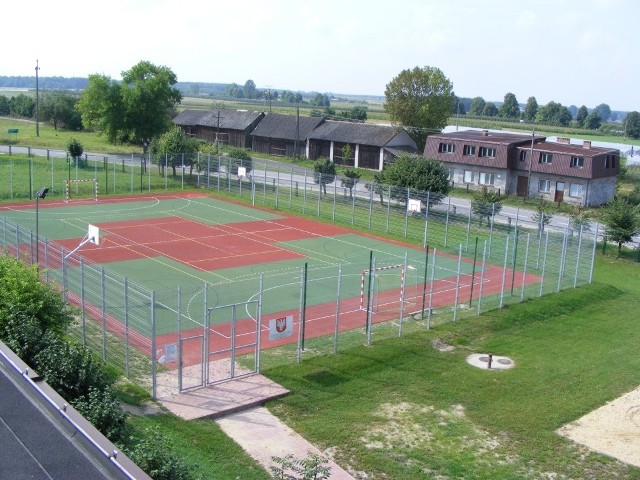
[270, 452, 331, 480]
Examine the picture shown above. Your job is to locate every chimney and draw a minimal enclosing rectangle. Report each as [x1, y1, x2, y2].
[557, 137, 570, 145]
[583, 140, 591, 149]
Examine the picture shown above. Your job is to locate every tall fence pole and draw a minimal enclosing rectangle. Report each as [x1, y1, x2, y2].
[499, 235, 510, 308]
[539, 231, 549, 297]
[333, 264, 342, 354]
[589, 223, 599, 283]
[453, 245, 462, 322]
[427, 249, 437, 329]
[477, 241, 487, 315]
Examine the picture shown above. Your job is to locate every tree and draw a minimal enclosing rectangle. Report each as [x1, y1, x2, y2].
[0, 95, 9, 115]
[471, 186, 503, 226]
[452, 96, 466, 115]
[313, 158, 337, 195]
[482, 102, 498, 117]
[341, 168, 361, 198]
[602, 198, 640, 256]
[524, 97, 538, 122]
[243, 79, 257, 99]
[153, 126, 198, 177]
[339, 106, 367, 121]
[39, 91, 81, 130]
[499, 92, 520, 118]
[9, 93, 35, 117]
[576, 105, 589, 128]
[569, 210, 592, 234]
[377, 155, 450, 207]
[593, 103, 611, 122]
[531, 199, 555, 235]
[624, 111, 640, 139]
[585, 111, 602, 130]
[535, 101, 572, 127]
[226, 147, 253, 176]
[384, 66, 454, 150]
[77, 61, 182, 144]
[468, 97, 486, 116]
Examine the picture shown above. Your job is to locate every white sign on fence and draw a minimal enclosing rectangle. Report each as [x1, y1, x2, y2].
[269, 315, 294, 340]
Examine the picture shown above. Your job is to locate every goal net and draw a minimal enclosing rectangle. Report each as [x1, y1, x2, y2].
[65, 178, 98, 203]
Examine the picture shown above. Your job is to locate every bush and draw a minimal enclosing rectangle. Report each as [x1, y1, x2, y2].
[72, 387, 129, 443]
[1, 310, 54, 367]
[0, 255, 72, 336]
[34, 337, 112, 401]
[125, 426, 193, 480]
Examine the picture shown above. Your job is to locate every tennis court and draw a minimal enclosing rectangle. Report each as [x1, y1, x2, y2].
[1, 192, 535, 390]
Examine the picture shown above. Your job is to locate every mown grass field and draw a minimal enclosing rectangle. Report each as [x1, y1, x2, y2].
[2, 118, 640, 479]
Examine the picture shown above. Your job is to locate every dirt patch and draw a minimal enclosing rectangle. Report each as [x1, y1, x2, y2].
[557, 385, 640, 468]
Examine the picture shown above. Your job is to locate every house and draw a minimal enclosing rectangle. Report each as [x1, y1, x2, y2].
[307, 121, 418, 170]
[173, 109, 264, 149]
[424, 130, 620, 206]
[250, 112, 324, 158]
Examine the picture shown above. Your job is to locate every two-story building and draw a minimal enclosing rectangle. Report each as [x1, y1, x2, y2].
[424, 130, 620, 206]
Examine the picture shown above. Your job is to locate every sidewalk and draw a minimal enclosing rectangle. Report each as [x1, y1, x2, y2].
[155, 369, 355, 479]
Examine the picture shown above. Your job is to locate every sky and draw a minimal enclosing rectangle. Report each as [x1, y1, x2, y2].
[4, 0, 638, 111]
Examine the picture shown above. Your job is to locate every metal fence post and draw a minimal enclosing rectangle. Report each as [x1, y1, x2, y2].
[334, 264, 342, 354]
[499, 235, 510, 308]
[151, 290, 157, 400]
[124, 277, 129, 377]
[453, 245, 462, 322]
[520, 233, 531, 301]
[539, 231, 549, 297]
[477, 241, 487, 315]
[101, 266, 107, 361]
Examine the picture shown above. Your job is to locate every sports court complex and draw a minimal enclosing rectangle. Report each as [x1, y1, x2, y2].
[0, 191, 596, 398]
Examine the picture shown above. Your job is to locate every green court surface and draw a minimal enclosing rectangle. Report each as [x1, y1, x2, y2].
[1, 194, 472, 336]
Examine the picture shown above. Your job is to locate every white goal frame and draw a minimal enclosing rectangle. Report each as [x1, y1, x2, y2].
[65, 178, 98, 203]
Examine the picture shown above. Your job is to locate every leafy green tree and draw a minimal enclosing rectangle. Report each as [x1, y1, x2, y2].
[78, 61, 182, 144]
[524, 97, 538, 122]
[67, 137, 87, 167]
[226, 147, 253, 175]
[39, 91, 81, 130]
[535, 101, 572, 127]
[624, 111, 640, 139]
[384, 66, 454, 150]
[153, 126, 199, 177]
[602, 198, 640, 256]
[575, 105, 589, 127]
[0, 255, 71, 336]
[471, 186, 503, 226]
[593, 103, 611, 122]
[377, 155, 450, 207]
[452, 96, 466, 115]
[9, 93, 35, 117]
[482, 102, 498, 117]
[341, 167, 361, 197]
[569, 210, 592, 233]
[243, 79, 257, 99]
[499, 92, 520, 118]
[0, 95, 9, 115]
[585, 111, 602, 130]
[339, 106, 367, 121]
[532, 199, 555, 235]
[468, 97, 485, 116]
[313, 158, 337, 195]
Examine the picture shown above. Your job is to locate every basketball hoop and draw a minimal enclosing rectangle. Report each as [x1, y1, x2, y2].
[64, 224, 100, 259]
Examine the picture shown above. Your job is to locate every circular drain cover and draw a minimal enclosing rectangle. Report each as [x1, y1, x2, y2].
[497, 358, 512, 365]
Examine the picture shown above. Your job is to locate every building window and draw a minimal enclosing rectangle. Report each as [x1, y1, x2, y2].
[439, 143, 455, 153]
[570, 156, 584, 168]
[605, 155, 616, 168]
[519, 150, 527, 162]
[463, 145, 476, 156]
[478, 147, 496, 158]
[538, 179, 551, 192]
[539, 153, 553, 164]
[479, 172, 495, 186]
[463, 170, 474, 183]
[569, 183, 584, 197]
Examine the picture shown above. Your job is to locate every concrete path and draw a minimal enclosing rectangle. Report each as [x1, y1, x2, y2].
[216, 407, 355, 480]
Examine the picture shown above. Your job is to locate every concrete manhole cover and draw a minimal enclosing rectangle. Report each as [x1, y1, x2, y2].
[467, 353, 515, 370]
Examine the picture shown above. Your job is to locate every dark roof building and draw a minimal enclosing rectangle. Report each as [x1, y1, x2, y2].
[424, 129, 620, 206]
[173, 109, 264, 148]
[307, 121, 418, 170]
[251, 113, 325, 158]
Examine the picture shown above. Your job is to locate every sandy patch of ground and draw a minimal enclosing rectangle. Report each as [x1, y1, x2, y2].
[558, 385, 640, 468]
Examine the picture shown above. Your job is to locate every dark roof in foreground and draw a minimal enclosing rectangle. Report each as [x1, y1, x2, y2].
[0, 341, 150, 480]
[250, 112, 324, 140]
[173, 109, 264, 130]
[308, 120, 405, 146]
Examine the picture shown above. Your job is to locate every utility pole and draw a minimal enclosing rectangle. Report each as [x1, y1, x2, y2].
[526, 130, 535, 199]
[35, 59, 40, 137]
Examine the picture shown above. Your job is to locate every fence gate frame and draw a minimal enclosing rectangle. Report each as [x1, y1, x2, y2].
[205, 298, 262, 386]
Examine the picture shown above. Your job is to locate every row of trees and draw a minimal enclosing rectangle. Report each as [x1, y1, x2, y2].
[0, 91, 82, 130]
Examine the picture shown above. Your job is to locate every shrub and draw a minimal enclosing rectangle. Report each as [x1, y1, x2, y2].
[125, 426, 193, 480]
[73, 387, 129, 443]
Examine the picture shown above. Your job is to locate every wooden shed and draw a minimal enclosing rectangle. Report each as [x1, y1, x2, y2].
[173, 109, 264, 149]
[251, 113, 324, 158]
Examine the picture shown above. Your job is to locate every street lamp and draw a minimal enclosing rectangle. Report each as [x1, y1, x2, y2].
[35, 187, 49, 266]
